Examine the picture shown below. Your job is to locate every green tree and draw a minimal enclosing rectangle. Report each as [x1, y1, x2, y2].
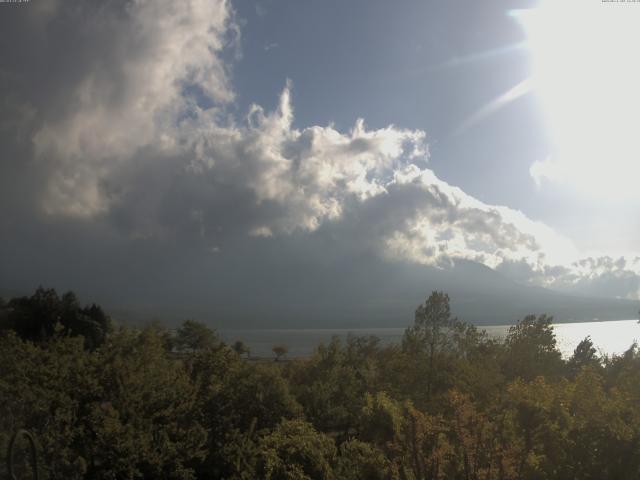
[503, 314, 564, 381]
[567, 336, 601, 377]
[504, 376, 571, 479]
[403, 291, 455, 357]
[402, 291, 468, 402]
[174, 319, 219, 352]
[86, 327, 207, 479]
[335, 439, 389, 480]
[360, 391, 404, 448]
[192, 355, 302, 478]
[60, 292, 112, 350]
[290, 336, 375, 438]
[0, 327, 206, 479]
[255, 419, 336, 480]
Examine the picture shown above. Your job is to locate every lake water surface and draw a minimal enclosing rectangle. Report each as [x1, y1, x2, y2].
[220, 319, 640, 358]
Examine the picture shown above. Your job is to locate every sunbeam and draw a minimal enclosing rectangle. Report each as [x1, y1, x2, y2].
[453, 78, 532, 136]
[431, 42, 527, 71]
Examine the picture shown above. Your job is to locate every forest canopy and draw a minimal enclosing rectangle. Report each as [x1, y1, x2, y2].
[2, 289, 640, 479]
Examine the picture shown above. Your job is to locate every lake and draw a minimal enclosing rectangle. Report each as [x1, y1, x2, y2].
[220, 319, 640, 359]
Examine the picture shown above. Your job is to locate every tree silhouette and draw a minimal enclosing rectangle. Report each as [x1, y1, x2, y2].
[233, 340, 250, 358]
[1, 287, 111, 349]
[403, 291, 457, 396]
[504, 314, 563, 380]
[567, 336, 601, 377]
[174, 319, 219, 352]
[273, 344, 288, 361]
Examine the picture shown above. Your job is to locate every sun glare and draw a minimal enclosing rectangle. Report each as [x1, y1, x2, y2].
[516, 1, 640, 199]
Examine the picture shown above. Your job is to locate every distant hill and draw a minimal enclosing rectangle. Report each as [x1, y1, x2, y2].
[2, 230, 637, 329]
[102, 251, 639, 329]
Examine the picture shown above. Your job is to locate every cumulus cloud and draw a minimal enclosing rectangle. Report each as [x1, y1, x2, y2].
[31, 0, 237, 217]
[1, 0, 639, 307]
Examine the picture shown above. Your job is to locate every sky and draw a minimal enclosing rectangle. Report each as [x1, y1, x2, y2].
[1, 0, 639, 323]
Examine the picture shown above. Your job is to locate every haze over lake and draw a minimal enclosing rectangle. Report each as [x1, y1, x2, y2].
[221, 319, 640, 359]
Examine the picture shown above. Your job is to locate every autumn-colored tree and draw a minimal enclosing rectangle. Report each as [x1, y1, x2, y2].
[3, 289, 640, 480]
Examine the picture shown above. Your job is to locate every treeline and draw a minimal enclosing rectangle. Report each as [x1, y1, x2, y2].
[2, 289, 640, 479]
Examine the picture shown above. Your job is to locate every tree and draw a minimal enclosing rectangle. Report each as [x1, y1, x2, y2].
[60, 292, 112, 349]
[403, 291, 455, 355]
[8, 287, 640, 479]
[5, 287, 62, 341]
[503, 314, 563, 381]
[504, 377, 571, 479]
[291, 336, 369, 438]
[446, 390, 501, 479]
[273, 344, 288, 362]
[335, 439, 389, 480]
[86, 327, 207, 479]
[214, 363, 303, 432]
[2, 287, 111, 349]
[567, 336, 601, 377]
[233, 340, 250, 358]
[360, 391, 404, 447]
[0, 327, 206, 479]
[174, 319, 219, 352]
[402, 291, 460, 398]
[255, 419, 336, 480]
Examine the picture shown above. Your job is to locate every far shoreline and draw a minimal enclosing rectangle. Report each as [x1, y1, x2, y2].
[218, 318, 640, 360]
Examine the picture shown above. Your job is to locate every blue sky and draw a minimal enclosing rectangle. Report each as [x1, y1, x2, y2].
[233, 0, 543, 202]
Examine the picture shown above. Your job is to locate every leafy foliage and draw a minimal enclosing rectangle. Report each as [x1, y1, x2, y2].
[2, 288, 640, 479]
[0, 287, 111, 349]
[174, 319, 220, 352]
